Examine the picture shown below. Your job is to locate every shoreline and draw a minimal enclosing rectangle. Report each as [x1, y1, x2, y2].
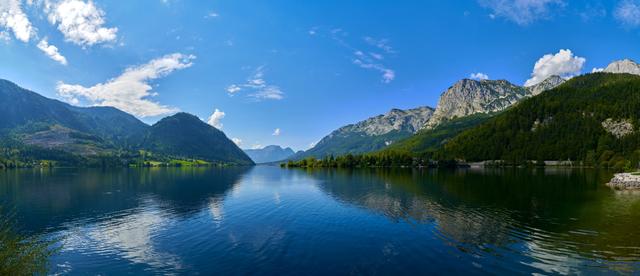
[607, 173, 640, 190]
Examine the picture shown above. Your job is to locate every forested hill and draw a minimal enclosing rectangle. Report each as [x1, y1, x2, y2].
[441, 73, 640, 169]
[142, 113, 254, 166]
[0, 79, 254, 167]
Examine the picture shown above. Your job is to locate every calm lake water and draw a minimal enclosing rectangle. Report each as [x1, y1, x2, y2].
[1, 166, 639, 275]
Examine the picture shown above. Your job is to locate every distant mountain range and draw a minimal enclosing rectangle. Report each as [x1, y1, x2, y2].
[244, 145, 296, 164]
[5, 58, 640, 168]
[286, 59, 640, 171]
[293, 106, 434, 159]
[295, 74, 565, 160]
[0, 79, 253, 166]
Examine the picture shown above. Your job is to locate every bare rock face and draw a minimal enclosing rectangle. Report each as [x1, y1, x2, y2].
[425, 79, 526, 129]
[337, 106, 435, 136]
[424, 76, 564, 129]
[526, 75, 565, 96]
[602, 118, 634, 138]
[604, 59, 640, 75]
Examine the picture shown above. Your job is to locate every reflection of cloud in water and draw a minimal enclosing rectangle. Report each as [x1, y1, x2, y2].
[61, 198, 182, 271]
[209, 197, 224, 222]
[274, 192, 281, 205]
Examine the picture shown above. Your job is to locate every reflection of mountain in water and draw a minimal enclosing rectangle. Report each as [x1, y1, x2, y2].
[0, 167, 250, 233]
[306, 168, 640, 273]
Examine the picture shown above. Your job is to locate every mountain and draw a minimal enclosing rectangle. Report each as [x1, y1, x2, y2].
[244, 145, 295, 163]
[604, 59, 640, 75]
[383, 113, 492, 155]
[0, 79, 148, 152]
[141, 113, 254, 165]
[526, 75, 566, 96]
[296, 106, 434, 159]
[378, 76, 568, 156]
[441, 73, 640, 169]
[0, 79, 254, 166]
[424, 77, 565, 129]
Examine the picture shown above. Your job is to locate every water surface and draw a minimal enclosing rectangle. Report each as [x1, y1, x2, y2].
[1, 167, 639, 274]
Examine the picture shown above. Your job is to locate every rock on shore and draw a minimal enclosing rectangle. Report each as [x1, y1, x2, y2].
[608, 173, 640, 190]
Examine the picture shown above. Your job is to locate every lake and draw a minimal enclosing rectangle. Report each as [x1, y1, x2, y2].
[0, 166, 639, 275]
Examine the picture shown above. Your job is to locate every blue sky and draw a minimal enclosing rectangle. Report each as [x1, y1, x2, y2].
[1, 0, 640, 150]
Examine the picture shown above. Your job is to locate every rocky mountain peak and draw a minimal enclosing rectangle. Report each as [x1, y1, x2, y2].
[604, 59, 640, 75]
[526, 75, 565, 96]
[335, 106, 435, 137]
[424, 78, 528, 129]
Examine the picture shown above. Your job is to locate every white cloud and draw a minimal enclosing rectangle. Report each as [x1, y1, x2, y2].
[207, 108, 225, 129]
[353, 59, 395, 83]
[251, 144, 263, 150]
[592, 67, 604, 73]
[56, 53, 195, 117]
[470, 72, 489, 80]
[231, 138, 242, 146]
[0, 0, 35, 42]
[479, 0, 565, 25]
[205, 11, 219, 18]
[524, 49, 585, 87]
[352, 49, 395, 83]
[249, 86, 284, 100]
[226, 84, 241, 95]
[37, 38, 67, 65]
[0, 30, 10, 42]
[329, 30, 396, 83]
[369, 52, 383, 60]
[363, 36, 395, 54]
[227, 66, 284, 101]
[615, 0, 640, 27]
[272, 128, 281, 136]
[47, 0, 118, 46]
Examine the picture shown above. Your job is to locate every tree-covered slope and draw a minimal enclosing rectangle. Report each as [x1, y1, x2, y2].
[142, 113, 254, 165]
[0, 79, 148, 144]
[442, 73, 640, 167]
[0, 79, 255, 167]
[383, 113, 493, 155]
[294, 107, 434, 159]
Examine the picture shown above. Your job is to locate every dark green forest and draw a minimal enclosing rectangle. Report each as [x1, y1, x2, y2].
[286, 73, 640, 172]
[442, 73, 640, 171]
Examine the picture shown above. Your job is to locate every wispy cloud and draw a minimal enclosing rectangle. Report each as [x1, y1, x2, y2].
[207, 108, 225, 129]
[363, 36, 395, 54]
[479, 0, 565, 25]
[325, 28, 396, 83]
[205, 11, 219, 19]
[56, 53, 195, 117]
[615, 0, 640, 28]
[231, 138, 242, 146]
[226, 66, 284, 101]
[251, 144, 263, 150]
[469, 72, 489, 80]
[524, 49, 585, 86]
[272, 128, 281, 136]
[46, 0, 118, 47]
